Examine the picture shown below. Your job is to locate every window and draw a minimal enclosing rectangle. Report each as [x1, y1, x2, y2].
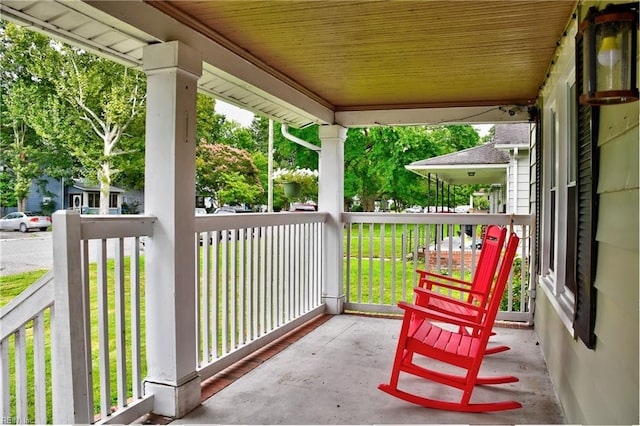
[549, 109, 557, 273]
[540, 49, 576, 334]
[86, 192, 118, 209]
[565, 82, 577, 295]
[573, 29, 599, 349]
[88, 193, 100, 208]
[538, 21, 598, 349]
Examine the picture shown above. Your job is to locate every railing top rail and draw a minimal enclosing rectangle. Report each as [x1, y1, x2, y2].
[342, 212, 533, 226]
[0, 270, 54, 341]
[79, 214, 156, 240]
[195, 211, 329, 232]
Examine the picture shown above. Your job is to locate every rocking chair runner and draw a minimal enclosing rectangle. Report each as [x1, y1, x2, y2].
[414, 225, 509, 354]
[378, 232, 521, 412]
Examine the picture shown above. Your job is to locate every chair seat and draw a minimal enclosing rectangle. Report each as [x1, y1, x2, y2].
[408, 320, 481, 367]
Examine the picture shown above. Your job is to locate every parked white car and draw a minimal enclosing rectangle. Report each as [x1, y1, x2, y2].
[0, 211, 51, 232]
[405, 206, 424, 213]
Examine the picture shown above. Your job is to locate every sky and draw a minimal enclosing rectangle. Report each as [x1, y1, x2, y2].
[215, 100, 494, 137]
[215, 101, 255, 127]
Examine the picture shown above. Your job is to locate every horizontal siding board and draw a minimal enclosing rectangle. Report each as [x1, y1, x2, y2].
[597, 129, 639, 193]
[588, 306, 639, 423]
[596, 191, 639, 251]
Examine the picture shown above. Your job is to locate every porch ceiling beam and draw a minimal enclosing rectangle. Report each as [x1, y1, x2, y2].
[335, 105, 532, 127]
[87, 0, 335, 126]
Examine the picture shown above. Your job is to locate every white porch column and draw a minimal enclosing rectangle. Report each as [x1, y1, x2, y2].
[142, 41, 202, 418]
[318, 125, 347, 314]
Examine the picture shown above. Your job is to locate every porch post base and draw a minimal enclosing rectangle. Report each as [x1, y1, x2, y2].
[145, 374, 201, 418]
[323, 295, 345, 314]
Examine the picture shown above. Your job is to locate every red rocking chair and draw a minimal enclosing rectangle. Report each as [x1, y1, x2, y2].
[378, 232, 521, 412]
[414, 225, 509, 355]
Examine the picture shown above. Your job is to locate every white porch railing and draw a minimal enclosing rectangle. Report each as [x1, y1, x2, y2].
[2, 210, 534, 423]
[0, 271, 54, 424]
[51, 212, 155, 424]
[194, 212, 327, 381]
[342, 213, 535, 322]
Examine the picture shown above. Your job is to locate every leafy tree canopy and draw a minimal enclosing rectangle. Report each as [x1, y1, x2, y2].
[196, 143, 264, 207]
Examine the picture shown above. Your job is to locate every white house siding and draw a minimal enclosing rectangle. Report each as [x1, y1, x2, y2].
[535, 100, 639, 424]
[506, 150, 530, 214]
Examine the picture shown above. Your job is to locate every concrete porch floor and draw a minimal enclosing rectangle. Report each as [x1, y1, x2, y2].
[175, 314, 565, 424]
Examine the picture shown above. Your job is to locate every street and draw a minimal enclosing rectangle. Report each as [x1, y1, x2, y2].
[0, 230, 53, 277]
[0, 230, 141, 277]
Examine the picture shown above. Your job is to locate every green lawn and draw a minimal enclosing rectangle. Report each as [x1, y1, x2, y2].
[1, 258, 147, 423]
[344, 222, 482, 259]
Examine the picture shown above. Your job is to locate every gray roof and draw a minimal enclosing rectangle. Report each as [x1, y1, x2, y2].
[494, 123, 531, 147]
[72, 179, 125, 193]
[408, 142, 510, 167]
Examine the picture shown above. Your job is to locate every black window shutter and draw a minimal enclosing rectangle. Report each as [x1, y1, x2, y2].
[574, 30, 599, 349]
[533, 108, 542, 275]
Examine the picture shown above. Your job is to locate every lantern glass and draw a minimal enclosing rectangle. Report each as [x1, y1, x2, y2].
[580, 7, 638, 105]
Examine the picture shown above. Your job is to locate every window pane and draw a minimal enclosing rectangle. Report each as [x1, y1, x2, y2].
[568, 82, 577, 184]
[88, 193, 99, 208]
[551, 110, 557, 189]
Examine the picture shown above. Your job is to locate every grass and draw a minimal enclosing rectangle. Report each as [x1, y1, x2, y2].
[1, 258, 147, 423]
[344, 257, 473, 306]
[344, 222, 482, 259]
[0, 270, 50, 307]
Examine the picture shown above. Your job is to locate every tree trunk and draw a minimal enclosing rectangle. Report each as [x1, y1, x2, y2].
[99, 162, 111, 215]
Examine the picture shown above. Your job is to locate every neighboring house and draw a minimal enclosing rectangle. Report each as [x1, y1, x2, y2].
[406, 123, 532, 214]
[494, 124, 531, 215]
[18, 177, 126, 215]
[67, 179, 124, 215]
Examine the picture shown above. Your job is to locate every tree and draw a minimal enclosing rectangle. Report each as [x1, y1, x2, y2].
[196, 94, 226, 144]
[41, 51, 146, 214]
[196, 143, 264, 207]
[3, 24, 147, 214]
[0, 83, 41, 210]
[0, 23, 72, 210]
[251, 117, 320, 170]
[217, 172, 264, 206]
[343, 125, 482, 211]
[343, 128, 384, 211]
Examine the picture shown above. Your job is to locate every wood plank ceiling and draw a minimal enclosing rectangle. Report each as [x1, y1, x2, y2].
[1, 0, 577, 127]
[150, 1, 577, 111]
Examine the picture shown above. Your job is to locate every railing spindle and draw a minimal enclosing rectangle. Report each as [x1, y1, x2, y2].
[130, 237, 142, 400]
[115, 238, 127, 408]
[33, 312, 47, 423]
[97, 239, 110, 419]
[15, 327, 27, 421]
[0, 339, 9, 417]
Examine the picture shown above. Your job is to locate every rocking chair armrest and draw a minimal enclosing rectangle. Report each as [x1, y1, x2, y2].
[413, 287, 484, 313]
[398, 301, 483, 331]
[416, 269, 473, 288]
[417, 279, 483, 296]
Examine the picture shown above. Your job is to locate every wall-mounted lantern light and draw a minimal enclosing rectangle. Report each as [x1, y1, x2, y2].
[579, 3, 638, 105]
